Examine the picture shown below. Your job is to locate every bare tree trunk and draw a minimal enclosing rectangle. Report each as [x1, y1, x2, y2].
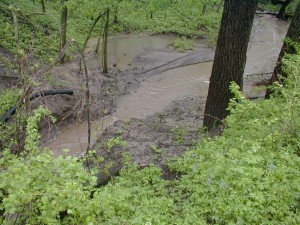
[202, 4, 207, 15]
[11, 9, 19, 54]
[41, 0, 45, 13]
[266, 1, 300, 98]
[83, 10, 107, 51]
[102, 9, 109, 73]
[113, 5, 119, 24]
[60, 0, 67, 63]
[72, 40, 91, 153]
[277, 0, 291, 20]
[272, 0, 293, 20]
[203, 0, 258, 130]
[95, 20, 104, 54]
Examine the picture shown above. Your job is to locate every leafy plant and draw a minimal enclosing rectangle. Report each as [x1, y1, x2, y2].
[170, 37, 194, 52]
[106, 136, 128, 151]
[0, 152, 97, 224]
[150, 145, 162, 154]
[171, 127, 188, 143]
[24, 106, 55, 153]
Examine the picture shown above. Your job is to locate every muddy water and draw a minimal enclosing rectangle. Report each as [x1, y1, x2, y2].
[115, 16, 287, 120]
[86, 35, 174, 71]
[45, 15, 288, 155]
[244, 15, 288, 75]
[45, 116, 117, 156]
[115, 62, 212, 121]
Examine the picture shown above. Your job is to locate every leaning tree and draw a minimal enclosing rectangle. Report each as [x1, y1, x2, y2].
[271, 0, 293, 20]
[60, 0, 68, 63]
[203, 0, 258, 129]
[265, 0, 300, 98]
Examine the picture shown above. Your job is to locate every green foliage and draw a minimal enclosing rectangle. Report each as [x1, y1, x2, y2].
[0, 89, 22, 119]
[0, 89, 23, 151]
[106, 136, 128, 151]
[170, 37, 194, 52]
[0, 0, 222, 62]
[121, 0, 221, 39]
[258, 0, 298, 14]
[24, 106, 55, 153]
[92, 162, 175, 224]
[150, 145, 162, 154]
[169, 54, 300, 224]
[0, 152, 97, 224]
[1, 53, 300, 224]
[171, 127, 189, 143]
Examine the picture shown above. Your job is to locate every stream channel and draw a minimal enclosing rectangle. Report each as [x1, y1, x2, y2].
[44, 15, 288, 156]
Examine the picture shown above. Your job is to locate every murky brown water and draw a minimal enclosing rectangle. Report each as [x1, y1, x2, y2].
[44, 116, 117, 156]
[45, 16, 288, 155]
[244, 15, 288, 75]
[85, 35, 174, 71]
[115, 62, 212, 121]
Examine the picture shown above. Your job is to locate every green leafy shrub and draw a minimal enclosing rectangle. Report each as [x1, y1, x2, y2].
[169, 54, 300, 224]
[0, 89, 22, 119]
[25, 106, 55, 153]
[170, 37, 194, 52]
[1, 53, 300, 224]
[0, 152, 97, 224]
[106, 136, 128, 152]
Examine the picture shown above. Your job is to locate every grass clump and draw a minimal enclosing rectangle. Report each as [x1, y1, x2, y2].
[170, 37, 194, 52]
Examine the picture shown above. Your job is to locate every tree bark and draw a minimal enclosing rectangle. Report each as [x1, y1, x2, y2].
[102, 9, 109, 73]
[265, 1, 300, 98]
[277, 0, 292, 20]
[41, 0, 46, 13]
[60, 0, 67, 63]
[203, 0, 258, 129]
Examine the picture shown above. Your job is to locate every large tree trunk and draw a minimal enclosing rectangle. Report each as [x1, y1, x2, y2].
[265, 1, 300, 98]
[60, 0, 67, 63]
[203, 0, 258, 129]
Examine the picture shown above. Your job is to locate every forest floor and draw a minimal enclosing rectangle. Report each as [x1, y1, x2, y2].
[0, 15, 288, 181]
[38, 37, 216, 170]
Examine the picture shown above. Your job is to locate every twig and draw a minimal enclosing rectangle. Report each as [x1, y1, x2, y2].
[83, 10, 107, 50]
[158, 142, 193, 147]
[175, 8, 197, 21]
[72, 39, 91, 154]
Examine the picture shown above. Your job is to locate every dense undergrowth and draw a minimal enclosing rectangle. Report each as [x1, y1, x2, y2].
[258, 0, 299, 13]
[1, 48, 300, 224]
[0, 0, 222, 62]
[0, 0, 297, 62]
